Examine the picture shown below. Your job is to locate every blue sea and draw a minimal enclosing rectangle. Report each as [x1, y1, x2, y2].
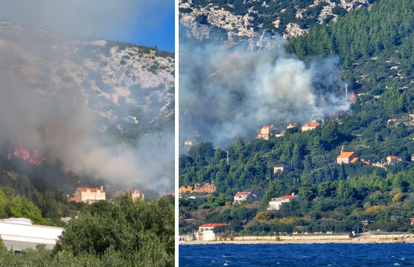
[179, 244, 414, 266]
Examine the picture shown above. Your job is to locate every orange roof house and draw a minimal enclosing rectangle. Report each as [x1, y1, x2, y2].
[287, 123, 297, 129]
[301, 123, 321, 132]
[387, 156, 400, 164]
[337, 152, 357, 164]
[268, 194, 303, 211]
[257, 125, 274, 140]
[70, 186, 106, 204]
[234, 192, 257, 203]
[195, 223, 228, 241]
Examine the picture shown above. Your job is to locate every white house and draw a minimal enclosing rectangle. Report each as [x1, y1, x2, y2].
[257, 125, 274, 140]
[233, 192, 257, 204]
[273, 164, 292, 174]
[301, 123, 321, 132]
[268, 194, 303, 211]
[287, 123, 297, 129]
[0, 218, 63, 252]
[387, 156, 401, 164]
[194, 223, 227, 241]
[128, 189, 145, 201]
[70, 186, 106, 204]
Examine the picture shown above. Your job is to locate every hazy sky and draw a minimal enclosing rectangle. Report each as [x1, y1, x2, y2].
[0, 0, 175, 51]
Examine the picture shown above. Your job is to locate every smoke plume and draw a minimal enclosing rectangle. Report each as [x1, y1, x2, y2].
[0, 23, 174, 193]
[180, 30, 350, 149]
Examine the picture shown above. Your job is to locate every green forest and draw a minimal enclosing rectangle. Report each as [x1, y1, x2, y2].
[0, 195, 174, 267]
[0, 155, 174, 265]
[180, 0, 414, 236]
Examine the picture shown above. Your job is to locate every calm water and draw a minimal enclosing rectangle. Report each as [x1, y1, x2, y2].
[179, 243, 414, 266]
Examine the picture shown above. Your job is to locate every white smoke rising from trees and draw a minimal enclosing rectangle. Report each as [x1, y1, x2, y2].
[180, 32, 350, 149]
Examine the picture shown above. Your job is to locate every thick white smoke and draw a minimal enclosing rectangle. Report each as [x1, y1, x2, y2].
[180, 31, 350, 148]
[0, 40, 174, 193]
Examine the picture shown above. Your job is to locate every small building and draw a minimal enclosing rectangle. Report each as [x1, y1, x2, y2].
[195, 223, 227, 241]
[410, 218, 414, 226]
[268, 195, 303, 211]
[275, 131, 285, 138]
[337, 152, 358, 164]
[273, 164, 292, 174]
[257, 125, 273, 140]
[287, 123, 297, 129]
[184, 140, 195, 146]
[361, 160, 370, 165]
[128, 189, 145, 201]
[70, 186, 106, 204]
[301, 123, 320, 132]
[233, 192, 257, 204]
[0, 218, 63, 252]
[387, 156, 401, 164]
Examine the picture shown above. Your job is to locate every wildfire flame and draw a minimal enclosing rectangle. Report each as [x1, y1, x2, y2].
[8, 147, 47, 165]
[350, 91, 356, 101]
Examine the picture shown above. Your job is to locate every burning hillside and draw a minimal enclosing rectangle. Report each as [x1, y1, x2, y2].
[180, 32, 350, 148]
[8, 147, 47, 166]
[0, 21, 174, 193]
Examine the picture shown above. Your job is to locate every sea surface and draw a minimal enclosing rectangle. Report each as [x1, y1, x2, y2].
[179, 243, 414, 266]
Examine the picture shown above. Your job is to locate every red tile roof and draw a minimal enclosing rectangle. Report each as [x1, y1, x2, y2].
[235, 192, 250, 197]
[337, 152, 355, 159]
[303, 123, 320, 128]
[388, 156, 397, 159]
[70, 197, 82, 202]
[279, 195, 300, 199]
[350, 158, 359, 163]
[262, 125, 273, 129]
[199, 223, 227, 228]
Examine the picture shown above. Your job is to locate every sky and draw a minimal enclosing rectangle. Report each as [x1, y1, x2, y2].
[0, 0, 175, 52]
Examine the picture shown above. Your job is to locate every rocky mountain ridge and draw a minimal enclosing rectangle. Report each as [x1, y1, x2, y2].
[0, 20, 175, 143]
[180, 0, 374, 44]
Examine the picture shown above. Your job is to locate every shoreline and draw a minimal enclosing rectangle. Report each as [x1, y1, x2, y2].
[180, 235, 414, 245]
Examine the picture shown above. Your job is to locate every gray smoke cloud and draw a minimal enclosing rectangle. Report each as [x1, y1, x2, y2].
[180, 31, 350, 149]
[0, 23, 174, 193]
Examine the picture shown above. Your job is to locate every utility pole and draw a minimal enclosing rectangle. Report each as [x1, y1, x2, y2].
[226, 150, 229, 165]
[345, 83, 348, 100]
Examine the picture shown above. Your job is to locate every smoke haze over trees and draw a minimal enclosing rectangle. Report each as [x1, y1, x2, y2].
[180, 31, 350, 148]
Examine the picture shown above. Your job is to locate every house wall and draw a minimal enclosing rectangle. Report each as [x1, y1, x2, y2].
[268, 199, 287, 210]
[337, 154, 356, 164]
[268, 197, 302, 211]
[131, 192, 144, 201]
[337, 157, 350, 164]
[79, 190, 106, 203]
[196, 228, 217, 241]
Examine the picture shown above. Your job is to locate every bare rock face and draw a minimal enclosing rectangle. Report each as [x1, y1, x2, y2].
[339, 0, 371, 11]
[283, 23, 309, 39]
[0, 21, 175, 139]
[180, 0, 373, 44]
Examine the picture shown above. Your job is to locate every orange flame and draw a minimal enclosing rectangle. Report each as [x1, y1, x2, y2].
[350, 91, 356, 100]
[10, 147, 47, 165]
